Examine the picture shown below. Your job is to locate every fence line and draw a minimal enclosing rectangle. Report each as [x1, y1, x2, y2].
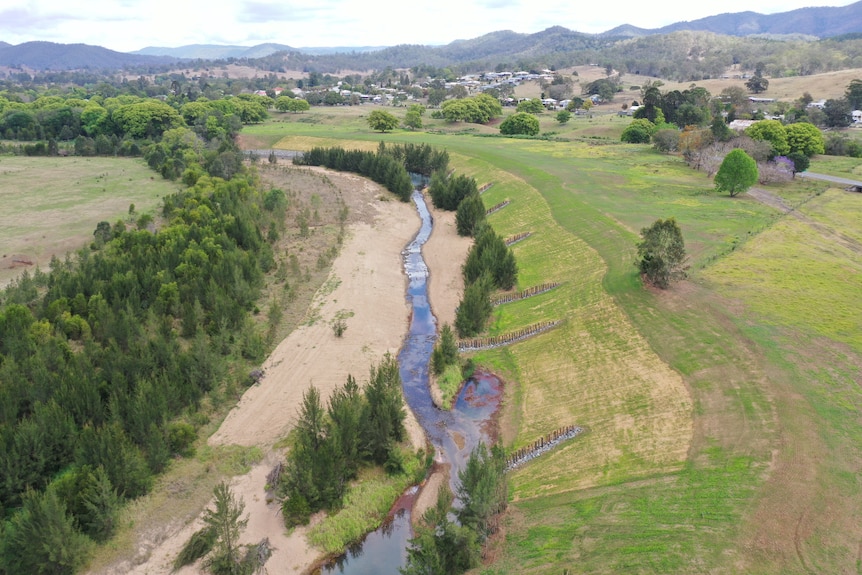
[458, 320, 561, 352]
[479, 182, 495, 194]
[491, 282, 559, 306]
[485, 200, 510, 216]
[505, 425, 584, 471]
[505, 231, 532, 246]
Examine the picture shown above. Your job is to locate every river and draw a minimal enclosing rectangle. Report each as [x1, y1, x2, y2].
[317, 189, 503, 574]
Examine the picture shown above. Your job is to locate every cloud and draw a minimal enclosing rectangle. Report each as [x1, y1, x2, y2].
[0, 8, 71, 32]
[0, 0, 857, 52]
[238, 1, 333, 23]
[476, 0, 523, 9]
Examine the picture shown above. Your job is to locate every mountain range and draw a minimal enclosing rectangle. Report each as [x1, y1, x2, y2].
[0, 1, 860, 71]
[602, 1, 862, 37]
[133, 43, 388, 59]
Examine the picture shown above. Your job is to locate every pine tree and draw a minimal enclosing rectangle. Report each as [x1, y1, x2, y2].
[327, 375, 365, 480]
[455, 274, 493, 338]
[0, 488, 93, 575]
[456, 443, 508, 540]
[203, 482, 248, 575]
[431, 323, 459, 375]
[401, 488, 480, 575]
[428, 170, 451, 210]
[80, 466, 121, 542]
[455, 192, 486, 237]
[363, 353, 406, 464]
[282, 386, 347, 517]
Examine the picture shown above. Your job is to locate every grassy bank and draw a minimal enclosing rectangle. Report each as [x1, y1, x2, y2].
[241, 108, 862, 574]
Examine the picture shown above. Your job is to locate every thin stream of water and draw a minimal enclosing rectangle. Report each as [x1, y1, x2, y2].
[319, 190, 502, 574]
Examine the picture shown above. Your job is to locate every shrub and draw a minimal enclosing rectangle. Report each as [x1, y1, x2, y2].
[282, 492, 312, 528]
[168, 422, 197, 457]
[174, 525, 217, 570]
[652, 129, 680, 152]
[637, 217, 687, 289]
[786, 152, 810, 174]
[516, 99, 545, 114]
[621, 119, 655, 143]
[499, 113, 540, 136]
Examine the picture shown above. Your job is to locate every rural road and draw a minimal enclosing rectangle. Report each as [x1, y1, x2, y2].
[797, 171, 862, 189]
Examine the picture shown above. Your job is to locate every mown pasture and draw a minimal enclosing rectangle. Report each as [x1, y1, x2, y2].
[0, 156, 182, 287]
[243, 104, 862, 574]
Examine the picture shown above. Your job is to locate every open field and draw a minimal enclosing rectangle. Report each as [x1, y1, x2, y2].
[0, 156, 183, 287]
[241, 102, 862, 574]
[704, 188, 862, 349]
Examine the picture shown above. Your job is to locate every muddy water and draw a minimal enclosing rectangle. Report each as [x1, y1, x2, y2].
[318, 190, 502, 574]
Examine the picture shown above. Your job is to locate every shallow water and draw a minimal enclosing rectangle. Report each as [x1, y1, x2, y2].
[318, 190, 502, 574]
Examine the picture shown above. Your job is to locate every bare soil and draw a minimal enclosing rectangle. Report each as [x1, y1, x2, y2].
[422, 204, 472, 331]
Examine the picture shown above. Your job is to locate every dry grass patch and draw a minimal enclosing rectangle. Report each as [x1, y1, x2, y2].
[659, 67, 862, 101]
[0, 156, 182, 287]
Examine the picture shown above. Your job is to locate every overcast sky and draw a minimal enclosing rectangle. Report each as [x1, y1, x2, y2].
[0, 0, 857, 52]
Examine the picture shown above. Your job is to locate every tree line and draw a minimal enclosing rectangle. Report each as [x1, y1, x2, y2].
[0, 91, 269, 146]
[456, 226, 518, 337]
[293, 142, 450, 201]
[234, 29, 862, 83]
[0, 127, 283, 574]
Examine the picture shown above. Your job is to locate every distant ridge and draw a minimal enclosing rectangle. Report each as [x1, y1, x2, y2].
[133, 43, 295, 59]
[133, 43, 389, 59]
[0, 41, 176, 70]
[1, 2, 860, 71]
[602, 1, 862, 38]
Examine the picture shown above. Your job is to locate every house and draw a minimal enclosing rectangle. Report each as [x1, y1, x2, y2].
[852, 110, 862, 124]
[728, 119, 758, 131]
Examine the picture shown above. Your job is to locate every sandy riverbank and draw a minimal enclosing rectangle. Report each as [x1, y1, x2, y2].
[105, 178, 472, 574]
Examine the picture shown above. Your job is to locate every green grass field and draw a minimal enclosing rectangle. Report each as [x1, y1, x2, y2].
[0, 156, 183, 286]
[240, 107, 862, 574]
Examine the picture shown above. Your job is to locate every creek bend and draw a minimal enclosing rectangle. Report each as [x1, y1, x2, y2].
[317, 189, 503, 574]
